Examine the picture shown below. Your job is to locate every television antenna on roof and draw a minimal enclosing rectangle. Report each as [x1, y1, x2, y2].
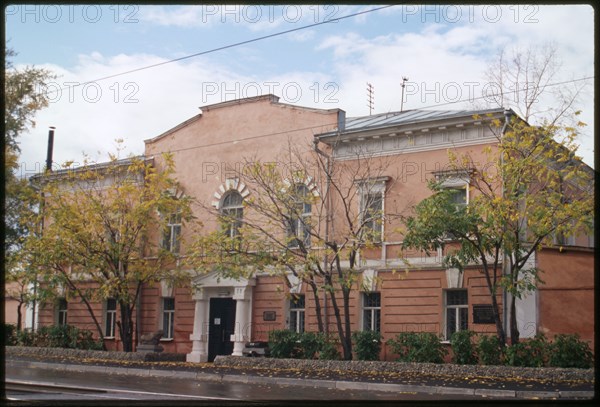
[401, 77, 409, 112]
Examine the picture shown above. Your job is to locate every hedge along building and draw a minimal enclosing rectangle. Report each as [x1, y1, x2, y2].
[36, 95, 594, 361]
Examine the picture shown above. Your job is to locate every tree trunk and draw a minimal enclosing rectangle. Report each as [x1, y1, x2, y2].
[490, 293, 506, 346]
[341, 285, 352, 360]
[326, 276, 352, 360]
[479, 261, 507, 346]
[118, 301, 134, 352]
[16, 302, 23, 331]
[509, 295, 520, 344]
[308, 280, 324, 332]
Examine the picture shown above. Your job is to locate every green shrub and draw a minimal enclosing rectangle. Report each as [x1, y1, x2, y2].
[388, 332, 447, 364]
[547, 334, 593, 369]
[268, 329, 301, 358]
[297, 332, 320, 359]
[4, 324, 17, 346]
[477, 334, 505, 365]
[316, 333, 341, 360]
[77, 328, 103, 350]
[352, 330, 382, 361]
[450, 330, 477, 365]
[505, 334, 548, 367]
[15, 328, 36, 346]
[11, 325, 102, 350]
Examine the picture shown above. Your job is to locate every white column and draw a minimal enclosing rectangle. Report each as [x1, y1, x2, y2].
[231, 286, 251, 356]
[186, 291, 208, 363]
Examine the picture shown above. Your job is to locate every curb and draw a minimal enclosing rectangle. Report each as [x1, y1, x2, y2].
[6, 359, 594, 400]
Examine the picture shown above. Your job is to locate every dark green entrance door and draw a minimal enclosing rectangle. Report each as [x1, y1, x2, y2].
[208, 297, 236, 362]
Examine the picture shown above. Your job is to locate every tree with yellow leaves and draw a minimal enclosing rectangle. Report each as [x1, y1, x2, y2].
[402, 112, 594, 346]
[28, 150, 196, 351]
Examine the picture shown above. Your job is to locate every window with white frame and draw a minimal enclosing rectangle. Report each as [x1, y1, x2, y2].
[358, 178, 387, 242]
[436, 172, 469, 208]
[162, 212, 182, 254]
[289, 294, 305, 333]
[105, 298, 117, 338]
[161, 297, 175, 340]
[288, 184, 311, 248]
[57, 298, 68, 326]
[221, 191, 244, 238]
[362, 292, 381, 332]
[444, 289, 468, 340]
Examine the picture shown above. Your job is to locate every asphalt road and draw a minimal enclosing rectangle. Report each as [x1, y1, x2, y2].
[5, 361, 489, 403]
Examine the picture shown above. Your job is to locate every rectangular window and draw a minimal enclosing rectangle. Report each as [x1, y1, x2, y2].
[361, 192, 384, 241]
[362, 292, 381, 332]
[445, 290, 468, 340]
[57, 298, 68, 326]
[446, 187, 467, 207]
[435, 172, 470, 208]
[162, 297, 175, 340]
[105, 298, 117, 338]
[289, 295, 305, 334]
[162, 212, 182, 254]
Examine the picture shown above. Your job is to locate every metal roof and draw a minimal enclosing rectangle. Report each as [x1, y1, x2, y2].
[319, 107, 505, 137]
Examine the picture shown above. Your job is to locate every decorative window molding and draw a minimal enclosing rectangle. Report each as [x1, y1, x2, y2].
[445, 268, 463, 289]
[160, 279, 174, 298]
[287, 273, 303, 295]
[362, 269, 378, 292]
[211, 178, 249, 209]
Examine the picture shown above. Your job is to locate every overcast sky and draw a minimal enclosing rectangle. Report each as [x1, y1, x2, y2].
[5, 4, 594, 175]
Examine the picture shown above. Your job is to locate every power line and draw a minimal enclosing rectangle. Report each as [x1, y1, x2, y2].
[45, 5, 396, 95]
[418, 76, 593, 110]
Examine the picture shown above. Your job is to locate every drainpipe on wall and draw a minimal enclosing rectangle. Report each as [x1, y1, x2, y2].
[501, 109, 512, 341]
[313, 138, 333, 334]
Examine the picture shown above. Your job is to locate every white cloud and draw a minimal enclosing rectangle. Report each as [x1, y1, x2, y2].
[15, 5, 594, 172]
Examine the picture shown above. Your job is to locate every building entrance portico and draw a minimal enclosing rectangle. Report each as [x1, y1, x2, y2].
[186, 272, 255, 363]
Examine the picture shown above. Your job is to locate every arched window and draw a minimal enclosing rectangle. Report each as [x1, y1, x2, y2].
[288, 184, 311, 248]
[221, 191, 243, 238]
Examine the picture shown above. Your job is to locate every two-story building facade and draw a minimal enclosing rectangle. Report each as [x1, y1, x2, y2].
[36, 95, 594, 361]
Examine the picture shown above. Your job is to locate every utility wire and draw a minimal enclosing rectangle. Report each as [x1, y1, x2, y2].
[45, 5, 396, 95]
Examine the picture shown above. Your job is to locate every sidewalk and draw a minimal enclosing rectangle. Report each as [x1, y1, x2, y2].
[4, 353, 595, 400]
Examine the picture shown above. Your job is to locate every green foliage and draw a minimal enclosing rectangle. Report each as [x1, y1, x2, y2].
[388, 332, 447, 364]
[268, 330, 343, 360]
[351, 330, 382, 361]
[7, 324, 102, 350]
[316, 333, 341, 360]
[16, 329, 36, 346]
[547, 334, 593, 369]
[505, 334, 548, 367]
[268, 329, 301, 359]
[4, 324, 17, 345]
[450, 330, 478, 365]
[297, 331, 320, 359]
[477, 334, 505, 365]
[27, 150, 196, 351]
[402, 116, 594, 345]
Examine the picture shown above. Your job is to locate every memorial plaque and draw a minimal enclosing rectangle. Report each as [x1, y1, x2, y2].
[473, 304, 495, 324]
[263, 311, 276, 321]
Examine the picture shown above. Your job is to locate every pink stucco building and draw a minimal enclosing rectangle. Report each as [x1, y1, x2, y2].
[36, 95, 594, 361]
